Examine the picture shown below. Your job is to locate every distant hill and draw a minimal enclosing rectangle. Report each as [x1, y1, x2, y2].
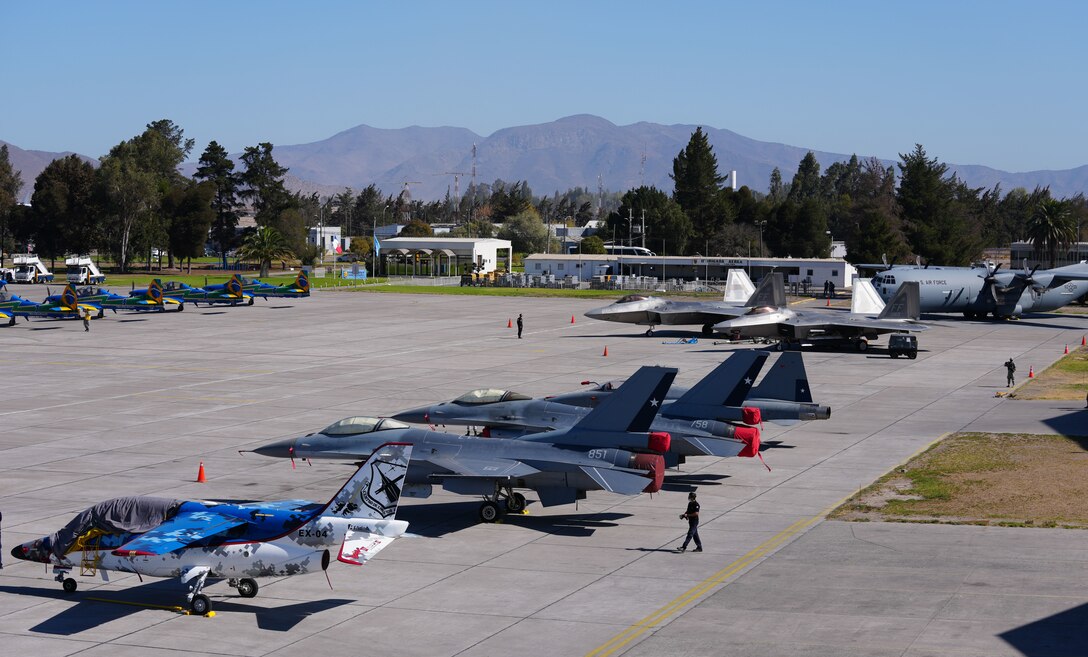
[1, 140, 98, 203]
[8, 116, 1088, 201]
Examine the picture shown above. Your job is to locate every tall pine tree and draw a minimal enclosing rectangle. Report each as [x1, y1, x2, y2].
[671, 127, 725, 253]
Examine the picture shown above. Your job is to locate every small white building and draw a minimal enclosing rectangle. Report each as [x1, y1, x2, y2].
[377, 237, 513, 275]
[307, 226, 351, 256]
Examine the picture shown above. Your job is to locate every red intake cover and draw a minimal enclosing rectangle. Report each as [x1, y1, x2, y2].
[480, 427, 491, 438]
[632, 453, 665, 492]
[741, 406, 761, 425]
[647, 431, 671, 453]
[734, 426, 761, 458]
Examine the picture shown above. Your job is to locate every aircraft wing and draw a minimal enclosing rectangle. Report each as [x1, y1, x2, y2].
[787, 315, 929, 333]
[426, 455, 541, 479]
[111, 509, 248, 556]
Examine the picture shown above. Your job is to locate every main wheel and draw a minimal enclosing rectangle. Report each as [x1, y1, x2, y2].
[856, 339, 869, 352]
[506, 492, 527, 513]
[478, 500, 503, 523]
[701, 323, 714, 337]
[248, 297, 254, 306]
[775, 341, 786, 352]
[190, 594, 212, 615]
[645, 328, 654, 337]
[177, 303, 185, 312]
[237, 578, 258, 598]
[890, 352, 899, 359]
[62, 578, 77, 593]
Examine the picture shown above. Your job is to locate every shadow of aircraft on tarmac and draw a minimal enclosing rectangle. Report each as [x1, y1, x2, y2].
[1001, 600, 1088, 657]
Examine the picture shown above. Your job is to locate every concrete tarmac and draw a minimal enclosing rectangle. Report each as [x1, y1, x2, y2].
[0, 285, 1085, 656]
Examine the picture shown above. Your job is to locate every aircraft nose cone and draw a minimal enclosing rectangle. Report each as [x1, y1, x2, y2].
[251, 437, 298, 458]
[584, 306, 607, 319]
[390, 405, 432, 424]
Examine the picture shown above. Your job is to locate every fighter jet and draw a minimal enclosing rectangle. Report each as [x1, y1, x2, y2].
[49, 281, 185, 312]
[870, 261, 1088, 319]
[583, 268, 777, 336]
[156, 275, 255, 306]
[391, 352, 769, 466]
[712, 277, 927, 351]
[11, 284, 104, 320]
[253, 366, 691, 522]
[10, 443, 413, 615]
[249, 271, 311, 299]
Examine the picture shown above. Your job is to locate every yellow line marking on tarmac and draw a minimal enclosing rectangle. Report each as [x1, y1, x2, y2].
[586, 431, 954, 657]
[85, 596, 189, 614]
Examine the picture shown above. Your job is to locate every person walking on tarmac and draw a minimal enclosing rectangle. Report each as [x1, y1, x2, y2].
[1004, 357, 1016, 387]
[677, 491, 702, 552]
[516, 313, 523, 339]
[82, 308, 91, 332]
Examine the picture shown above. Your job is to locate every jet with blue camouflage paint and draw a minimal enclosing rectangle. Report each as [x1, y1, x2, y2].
[10, 442, 413, 615]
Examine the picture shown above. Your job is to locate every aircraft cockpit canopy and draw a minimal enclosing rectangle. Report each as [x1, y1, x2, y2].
[874, 275, 896, 285]
[320, 416, 410, 436]
[744, 305, 779, 315]
[453, 389, 533, 405]
[615, 294, 648, 304]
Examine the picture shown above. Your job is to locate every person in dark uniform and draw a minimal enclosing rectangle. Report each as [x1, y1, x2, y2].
[677, 491, 702, 552]
[1004, 357, 1016, 387]
[516, 313, 523, 339]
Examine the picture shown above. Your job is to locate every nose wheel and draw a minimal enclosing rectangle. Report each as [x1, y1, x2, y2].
[478, 484, 529, 522]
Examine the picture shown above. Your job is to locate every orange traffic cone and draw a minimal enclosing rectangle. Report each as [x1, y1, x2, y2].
[602, 346, 609, 357]
[507, 318, 512, 328]
[197, 461, 206, 483]
[1065, 345, 1069, 355]
[1083, 335, 1086, 346]
[826, 297, 831, 307]
[571, 315, 576, 324]
[1028, 366, 1034, 379]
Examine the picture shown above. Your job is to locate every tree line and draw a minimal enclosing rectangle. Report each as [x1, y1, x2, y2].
[1, 120, 1084, 271]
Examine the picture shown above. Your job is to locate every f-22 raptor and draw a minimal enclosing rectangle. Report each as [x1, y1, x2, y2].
[11, 443, 413, 615]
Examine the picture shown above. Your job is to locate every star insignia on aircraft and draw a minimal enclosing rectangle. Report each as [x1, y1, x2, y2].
[744, 377, 752, 385]
[649, 398, 659, 407]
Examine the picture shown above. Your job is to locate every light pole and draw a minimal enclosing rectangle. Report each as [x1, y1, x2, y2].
[757, 220, 766, 258]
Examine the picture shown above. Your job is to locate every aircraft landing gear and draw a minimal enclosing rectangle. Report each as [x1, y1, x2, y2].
[645, 327, 655, 337]
[478, 484, 528, 522]
[855, 338, 869, 352]
[702, 323, 714, 337]
[185, 568, 212, 614]
[229, 577, 259, 598]
[55, 569, 77, 593]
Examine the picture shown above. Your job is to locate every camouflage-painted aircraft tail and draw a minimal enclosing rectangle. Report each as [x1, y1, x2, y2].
[10, 442, 413, 615]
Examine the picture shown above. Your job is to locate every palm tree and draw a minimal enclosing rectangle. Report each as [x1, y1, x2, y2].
[1026, 199, 1077, 268]
[238, 226, 293, 278]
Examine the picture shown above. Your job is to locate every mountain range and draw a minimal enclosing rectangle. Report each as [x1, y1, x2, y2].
[7, 115, 1088, 202]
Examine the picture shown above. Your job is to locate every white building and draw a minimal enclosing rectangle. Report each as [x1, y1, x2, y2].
[524, 253, 857, 288]
[377, 237, 513, 275]
[307, 226, 350, 255]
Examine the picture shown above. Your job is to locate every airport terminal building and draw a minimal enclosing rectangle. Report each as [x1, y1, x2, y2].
[523, 253, 857, 288]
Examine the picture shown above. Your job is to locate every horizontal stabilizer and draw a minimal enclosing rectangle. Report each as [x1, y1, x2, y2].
[850, 279, 885, 315]
[579, 465, 650, 495]
[673, 434, 745, 458]
[337, 526, 400, 565]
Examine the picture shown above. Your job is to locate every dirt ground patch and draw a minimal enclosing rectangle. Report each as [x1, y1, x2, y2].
[1011, 346, 1088, 401]
[830, 432, 1088, 528]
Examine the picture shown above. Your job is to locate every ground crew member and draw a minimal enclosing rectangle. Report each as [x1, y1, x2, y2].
[677, 491, 702, 552]
[82, 308, 91, 332]
[1004, 357, 1016, 387]
[516, 313, 523, 339]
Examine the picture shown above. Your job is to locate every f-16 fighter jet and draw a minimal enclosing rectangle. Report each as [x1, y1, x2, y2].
[252, 367, 686, 523]
[10, 443, 412, 615]
[392, 352, 769, 467]
[583, 269, 774, 337]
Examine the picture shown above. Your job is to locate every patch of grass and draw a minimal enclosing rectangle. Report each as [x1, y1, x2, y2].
[830, 432, 1088, 528]
[1013, 347, 1088, 400]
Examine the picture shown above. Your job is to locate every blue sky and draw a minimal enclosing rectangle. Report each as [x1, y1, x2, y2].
[4, 0, 1086, 172]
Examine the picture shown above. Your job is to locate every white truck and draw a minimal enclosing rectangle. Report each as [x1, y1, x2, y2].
[12, 254, 55, 283]
[65, 255, 106, 285]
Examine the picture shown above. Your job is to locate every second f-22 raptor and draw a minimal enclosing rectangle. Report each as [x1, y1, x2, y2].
[252, 366, 682, 523]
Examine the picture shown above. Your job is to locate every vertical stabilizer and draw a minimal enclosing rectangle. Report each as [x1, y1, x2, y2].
[724, 269, 756, 303]
[746, 272, 787, 308]
[850, 279, 886, 316]
[750, 352, 813, 402]
[322, 442, 412, 520]
[572, 366, 677, 433]
[877, 281, 921, 320]
[672, 351, 769, 411]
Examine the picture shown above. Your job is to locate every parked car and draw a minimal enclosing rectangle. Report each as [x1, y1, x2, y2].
[888, 334, 918, 359]
[336, 253, 361, 262]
